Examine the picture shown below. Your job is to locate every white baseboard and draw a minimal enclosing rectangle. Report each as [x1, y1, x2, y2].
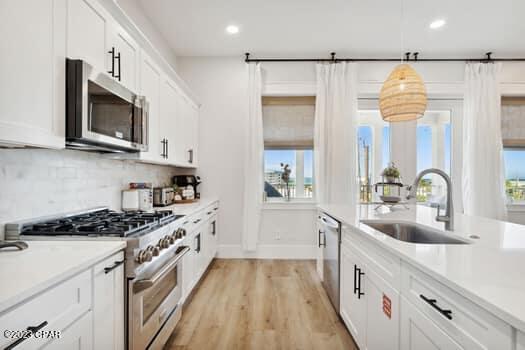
[217, 244, 317, 259]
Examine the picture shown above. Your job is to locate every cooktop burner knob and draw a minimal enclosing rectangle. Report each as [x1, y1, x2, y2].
[175, 228, 186, 239]
[152, 245, 160, 256]
[159, 236, 170, 249]
[136, 249, 153, 264]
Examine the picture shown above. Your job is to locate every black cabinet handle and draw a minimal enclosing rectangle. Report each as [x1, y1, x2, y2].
[357, 269, 365, 299]
[166, 139, 169, 158]
[115, 52, 121, 81]
[207, 211, 212, 215]
[108, 47, 115, 77]
[188, 149, 193, 163]
[104, 260, 124, 274]
[420, 294, 453, 320]
[211, 221, 216, 235]
[160, 139, 165, 158]
[5, 321, 48, 350]
[193, 219, 201, 224]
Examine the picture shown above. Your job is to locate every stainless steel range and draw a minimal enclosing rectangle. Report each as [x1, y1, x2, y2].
[6, 207, 190, 350]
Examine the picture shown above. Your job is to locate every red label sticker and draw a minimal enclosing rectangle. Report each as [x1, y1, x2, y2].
[383, 293, 392, 319]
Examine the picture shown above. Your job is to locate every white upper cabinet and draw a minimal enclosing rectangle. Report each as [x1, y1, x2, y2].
[138, 52, 163, 163]
[67, 0, 138, 91]
[160, 77, 178, 163]
[108, 22, 140, 91]
[174, 93, 199, 167]
[0, 0, 65, 149]
[66, 0, 111, 73]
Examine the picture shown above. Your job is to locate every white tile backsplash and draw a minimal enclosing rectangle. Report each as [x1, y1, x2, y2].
[0, 149, 184, 240]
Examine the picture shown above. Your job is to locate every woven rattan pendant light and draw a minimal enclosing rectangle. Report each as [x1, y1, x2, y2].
[379, 64, 427, 121]
[379, 0, 427, 122]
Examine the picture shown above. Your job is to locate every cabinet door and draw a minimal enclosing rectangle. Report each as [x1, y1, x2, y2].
[173, 91, 189, 165]
[340, 245, 367, 349]
[93, 252, 125, 350]
[160, 78, 178, 163]
[0, 0, 65, 148]
[139, 53, 163, 162]
[365, 268, 399, 350]
[43, 311, 93, 350]
[182, 236, 195, 302]
[316, 214, 323, 280]
[66, 0, 111, 73]
[110, 23, 139, 91]
[400, 296, 462, 350]
[187, 101, 199, 167]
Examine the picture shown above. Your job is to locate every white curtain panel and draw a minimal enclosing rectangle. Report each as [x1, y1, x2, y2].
[462, 63, 507, 220]
[242, 63, 264, 251]
[315, 63, 359, 205]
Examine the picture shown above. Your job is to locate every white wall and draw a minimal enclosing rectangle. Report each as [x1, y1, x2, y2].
[177, 56, 525, 257]
[0, 149, 182, 240]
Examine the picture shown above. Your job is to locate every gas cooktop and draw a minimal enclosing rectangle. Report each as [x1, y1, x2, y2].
[18, 209, 183, 237]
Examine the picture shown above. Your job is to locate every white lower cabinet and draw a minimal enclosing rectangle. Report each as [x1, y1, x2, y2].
[93, 251, 125, 350]
[400, 296, 462, 350]
[181, 202, 220, 304]
[340, 243, 398, 350]
[43, 311, 93, 350]
[339, 224, 514, 350]
[0, 250, 125, 350]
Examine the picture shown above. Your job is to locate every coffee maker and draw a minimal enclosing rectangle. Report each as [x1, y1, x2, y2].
[173, 175, 202, 199]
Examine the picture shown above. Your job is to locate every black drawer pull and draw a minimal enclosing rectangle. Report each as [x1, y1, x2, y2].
[104, 260, 124, 274]
[207, 211, 212, 215]
[193, 219, 201, 224]
[5, 321, 48, 350]
[420, 294, 453, 320]
[353, 264, 358, 295]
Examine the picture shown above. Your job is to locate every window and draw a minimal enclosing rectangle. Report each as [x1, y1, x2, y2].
[502, 98, 525, 204]
[357, 111, 390, 202]
[262, 97, 315, 201]
[264, 149, 313, 199]
[416, 111, 451, 204]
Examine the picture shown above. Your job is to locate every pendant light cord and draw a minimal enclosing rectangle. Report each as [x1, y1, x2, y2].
[400, 0, 404, 63]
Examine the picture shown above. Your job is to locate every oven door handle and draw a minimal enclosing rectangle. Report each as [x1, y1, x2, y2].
[133, 246, 190, 293]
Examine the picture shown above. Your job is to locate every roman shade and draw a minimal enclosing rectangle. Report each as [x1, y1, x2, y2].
[502, 97, 525, 147]
[262, 96, 315, 149]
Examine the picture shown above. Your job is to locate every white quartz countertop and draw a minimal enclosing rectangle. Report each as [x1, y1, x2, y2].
[0, 240, 125, 313]
[318, 203, 525, 332]
[161, 197, 219, 217]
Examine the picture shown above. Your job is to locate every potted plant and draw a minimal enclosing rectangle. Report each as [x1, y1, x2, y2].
[382, 163, 400, 183]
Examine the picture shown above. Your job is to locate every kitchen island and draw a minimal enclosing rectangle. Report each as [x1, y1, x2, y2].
[318, 203, 525, 349]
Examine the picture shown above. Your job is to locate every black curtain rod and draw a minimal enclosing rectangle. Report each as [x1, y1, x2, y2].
[244, 52, 525, 63]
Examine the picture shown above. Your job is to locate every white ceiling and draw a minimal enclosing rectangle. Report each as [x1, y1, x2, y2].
[135, 0, 525, 58]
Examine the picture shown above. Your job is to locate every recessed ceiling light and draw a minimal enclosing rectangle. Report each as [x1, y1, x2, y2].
[226, 25, 240, 35]
[429, 19, 446, 29]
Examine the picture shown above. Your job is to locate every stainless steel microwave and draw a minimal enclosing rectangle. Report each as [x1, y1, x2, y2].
[66, 59, 148, 153]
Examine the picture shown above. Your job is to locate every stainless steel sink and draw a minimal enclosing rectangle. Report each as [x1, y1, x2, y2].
[361, 221, 470, 244]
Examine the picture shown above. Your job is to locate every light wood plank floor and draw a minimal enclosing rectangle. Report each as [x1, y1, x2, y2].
[165, 259, 357, 350]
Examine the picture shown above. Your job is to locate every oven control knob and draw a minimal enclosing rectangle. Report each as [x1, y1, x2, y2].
[136, 249, 153, 264]
[175, 228, 186, 239]
[159, 236, 170, 249]
[152, 245, 160, 256]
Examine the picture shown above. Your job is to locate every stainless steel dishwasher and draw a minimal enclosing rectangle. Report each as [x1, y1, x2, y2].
[318, 212, 341, 312]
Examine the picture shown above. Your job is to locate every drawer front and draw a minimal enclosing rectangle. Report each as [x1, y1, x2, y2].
[401, 262, 512, 349]
[93, 251, 125, 275]
[0, 270, 92, 349]
[42, 310, 93, 350]
[342, 225, 401, 289]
